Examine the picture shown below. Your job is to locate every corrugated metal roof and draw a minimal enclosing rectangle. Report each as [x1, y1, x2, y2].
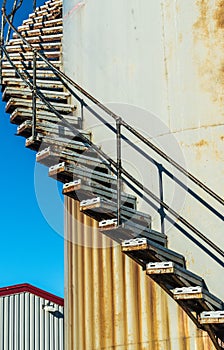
[0, 284, 64, 350]
[0, 283, 64, 306]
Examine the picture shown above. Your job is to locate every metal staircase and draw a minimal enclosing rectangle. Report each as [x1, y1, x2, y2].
[1, 0, 224, 348]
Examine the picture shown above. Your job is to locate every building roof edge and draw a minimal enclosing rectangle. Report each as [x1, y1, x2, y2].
[0, 283, 64, 306]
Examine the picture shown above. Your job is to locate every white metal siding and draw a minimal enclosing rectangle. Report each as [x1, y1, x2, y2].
[0, 292, 64, 350]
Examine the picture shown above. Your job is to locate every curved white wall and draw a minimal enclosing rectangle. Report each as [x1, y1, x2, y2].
[63, 1, 224, 349]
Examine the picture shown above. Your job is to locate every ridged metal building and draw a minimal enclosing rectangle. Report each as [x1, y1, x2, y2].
[0, 0, 223, 349]
[0, 284, 64, 350]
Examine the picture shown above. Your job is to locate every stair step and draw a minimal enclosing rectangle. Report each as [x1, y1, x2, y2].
[172, 286, 223, 311]
[40, 135, 93, 154]
[36, 145, 87, 165]
[18, 18, 62, 32]
[36, 0, 62, 13]
[10, 108, 80, 126]
[2, 87, 69, 102]
[146, 261, 205, 288]
[29, 4, 61, 19]
[2, 59, 61, 69]
[121, 237, 185, 267]
[23, 12, 62, 26]
[80, 197, 151, 226]
[63, 179, 136, 208]
[5, 42, 61, 53]
[5, 50, 60, 60]
[48, 162, 116, 186]
[6, 97, 74, 114]
[13, 25, 63, 39]
[200, 311, 224, 324]
[98, 219, 166, 246]
[1, 68, 61, 79]
[25, 128, 89, 151]
[36, 146, 109, 173]
[2, 78, 64, 90]
[9, 33, 62, 46]
[17, 120, 82, 140]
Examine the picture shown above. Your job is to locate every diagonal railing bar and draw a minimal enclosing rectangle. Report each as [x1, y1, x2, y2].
[2, 7, 224, 206]
[119, 165, 224, 259]
[1, 5, 224, 262]
[5, 0, 23, 43]
[4, 42, 224, 260]
[121, 120, 224, 206]
[1, 46, 118, 170]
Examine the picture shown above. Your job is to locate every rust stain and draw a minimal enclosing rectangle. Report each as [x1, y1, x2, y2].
[193, 0, 210, 38]
[178, 307, 190, 350]
[194, 139, 209, 147]
[193, 1, 224, 109]
[214, 0, 224, 29]
[195, 327, 215, 349]
[220, 135, 224, 141]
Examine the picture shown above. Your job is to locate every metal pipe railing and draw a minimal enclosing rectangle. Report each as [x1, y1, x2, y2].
[1, 6, 223, 207]
[116, 118, 122, 226]
[1, 2, 223, 262]
[32, 50, 37, 138]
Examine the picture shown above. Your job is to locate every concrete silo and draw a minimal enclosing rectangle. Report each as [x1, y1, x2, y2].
[63, 1, 224, 349]
[0, 0, 223, 348]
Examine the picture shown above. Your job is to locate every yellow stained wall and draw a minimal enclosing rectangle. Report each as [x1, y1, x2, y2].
[64, 197, 215, 350]
[63, 1, 224, 348]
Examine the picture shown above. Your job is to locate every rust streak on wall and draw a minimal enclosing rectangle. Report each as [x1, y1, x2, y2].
[64, 198, 216, 350]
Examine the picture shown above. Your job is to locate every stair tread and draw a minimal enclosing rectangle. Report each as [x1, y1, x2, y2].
[23, 13, 62, 26]
[98, 220, 166, 246]
[2, 77, 63, 89]
[146, 261, 205, 288]
[1, 68, 61, 79]
[3, 86, 70, 102]
[49, 161, 116, 186]
[5, 42, 61, 52]
[3, 86, 69, 100]
[9, 33, 62, 46]
[36, 146, 110, 172]
[121, 237, 185, 267]
[63, 178, 136, 207]
[2, 60, 62, 69]
[29, 4, 61, 19]
[172, 286, 223, 311]
[13, 25, 63, 38]
[5, 51, 60, 60]
[80, 196, 151, 225]
[10, 108, 79, 125]
[6, 97, 74, 109]
[18, 18, 62, 32]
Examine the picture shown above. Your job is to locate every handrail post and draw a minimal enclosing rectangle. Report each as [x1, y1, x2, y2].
[116, 118, 122, 226]
[158, 164, 165, 235]
[0, 8, 5, 86]
[80, 99, 84, 128]
[32, 50, 37, 139]
[33, 0, 36, 12]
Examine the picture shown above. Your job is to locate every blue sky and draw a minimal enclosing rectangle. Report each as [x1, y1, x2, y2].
[0, 0, 64, 297]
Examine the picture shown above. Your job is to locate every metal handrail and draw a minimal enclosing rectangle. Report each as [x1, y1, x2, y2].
[2, 7, 223, 206]
[2, 44, 224, 261]
[1, 3, 223, 261]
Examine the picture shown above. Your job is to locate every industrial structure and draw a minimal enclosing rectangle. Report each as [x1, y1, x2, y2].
[0, 0, 223, 349]
[0, 283, 64, 349]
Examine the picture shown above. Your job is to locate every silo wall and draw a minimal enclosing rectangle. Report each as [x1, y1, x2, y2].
[63, 1, 224, 349]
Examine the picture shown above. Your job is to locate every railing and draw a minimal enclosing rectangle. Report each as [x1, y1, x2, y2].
[1, 0, 223, 264]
